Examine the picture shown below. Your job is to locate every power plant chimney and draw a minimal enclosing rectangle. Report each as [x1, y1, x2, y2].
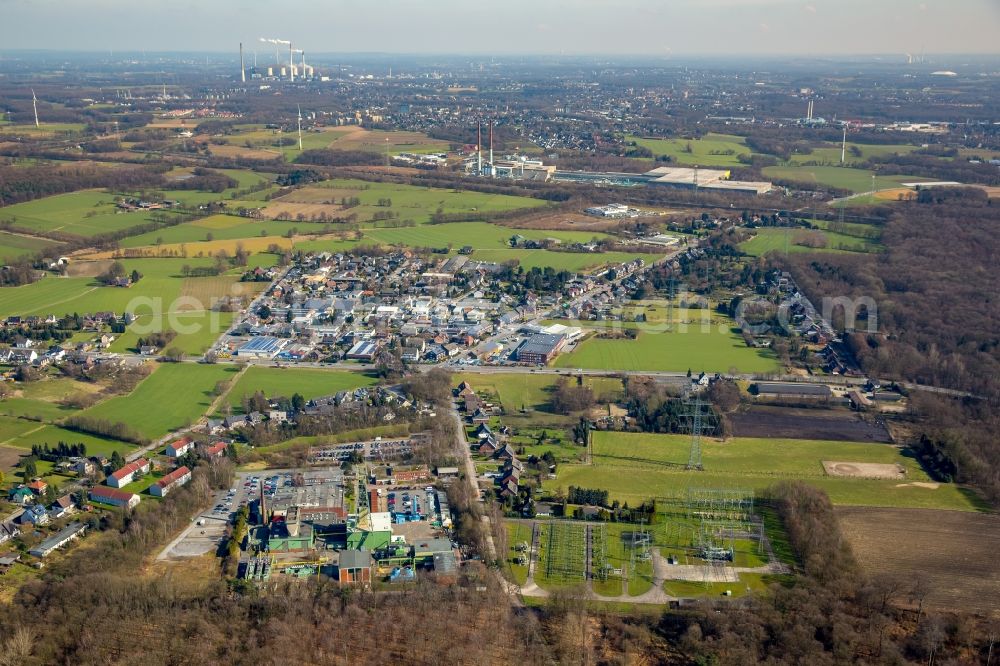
[489, 121, 494, 178]
[289, 42, 295, 82]
[477, 121, 482, 176]
[240, 42, 246, 83]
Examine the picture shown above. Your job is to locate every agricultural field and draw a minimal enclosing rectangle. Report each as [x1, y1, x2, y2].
[627, 133, 753, 167]
[0, 376, 106, 423]
[837, 507, 1000, 614]
[470, 249, 664, 273]
[363, 221, 609, 250]
[0, 257, 247, 321]
[761, 165, 923, 194]
[739, 227, 880, 256]
[787, 141, 919, 166]
[1, 424, 136, 460]
[273, 178, 549, 225]
[119, 215, 304, 248]
[545, 431, 983, 511]
[225, 367, 378, 410]
[326, 128, 450, 155]
[554, 324, 779, 374]
[455, 372, 624, 425]
[0, 230, 61, 261]
[0, 191, 167, 237]
[0, 122, 87, 138]
[82, 363, 238, 441]
[0, 416, 46, 446]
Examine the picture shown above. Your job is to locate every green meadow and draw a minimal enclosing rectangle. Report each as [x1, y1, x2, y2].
[554, 325, 779, 374]
[739, 227, 880, 256]
[627, 133, 752, 167]
[546, 432, 982, 512]
[82, 363, 238, 441]
[226, 367, 379, 410]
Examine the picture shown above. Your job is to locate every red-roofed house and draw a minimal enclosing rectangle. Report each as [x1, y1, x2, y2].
[107, 458, 150, 488]
[165, 437, 194, 458]
[26, 479, 48, 495]
[205, 441, 227, 458]
[90, 486, 140, 509]
[150, 466, 192, 498]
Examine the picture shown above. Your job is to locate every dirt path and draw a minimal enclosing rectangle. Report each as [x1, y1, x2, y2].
[0, 423, 46, 447]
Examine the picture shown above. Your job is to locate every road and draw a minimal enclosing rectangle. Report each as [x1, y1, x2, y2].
[447, 401, 499, 565]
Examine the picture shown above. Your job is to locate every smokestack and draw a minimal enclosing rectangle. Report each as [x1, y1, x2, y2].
[259, 479, 266, 526]
[477, 121, 482, 176]
[289, 42, 295, 82]
[489, 121, 494, 177]
[240, 42, 246, 83]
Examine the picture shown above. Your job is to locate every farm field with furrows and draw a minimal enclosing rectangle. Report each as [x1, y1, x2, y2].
[837, 507, 1000, 614]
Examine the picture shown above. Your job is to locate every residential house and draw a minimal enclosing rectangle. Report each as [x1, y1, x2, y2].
[7, 487, 33, 506]
[107, 458, 151, 488]
[72, 458, 95, 476]
[204, 441, 228, 458]
[150, 466, 192, 498]
[90, 486, 140, 509]
[26, 479, 48, 496]
[0, 521, 20, 546]
[165, 437, 194, 458]
[49, 495, 76, 520]
[494, 444, 517, 461]
[19, 504, 50, 526]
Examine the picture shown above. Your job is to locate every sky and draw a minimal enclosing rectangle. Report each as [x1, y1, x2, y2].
[0, 0, 998, 56]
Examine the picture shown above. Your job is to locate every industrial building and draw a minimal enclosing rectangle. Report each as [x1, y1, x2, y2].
[336, 549, 373, 583]
[345, 340, 379, 361]
[753, 382, 832, 400]
[464, 120, 556, 182]
[554, 165, 772, 195]
[515, 333, 566, 365]
[237, 336, 287, 359]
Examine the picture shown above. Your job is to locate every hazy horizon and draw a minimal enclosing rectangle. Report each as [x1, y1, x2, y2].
[1, 0, 998, 56]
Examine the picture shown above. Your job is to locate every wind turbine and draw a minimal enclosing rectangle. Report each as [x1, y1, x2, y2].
[31, 89, 39, 128]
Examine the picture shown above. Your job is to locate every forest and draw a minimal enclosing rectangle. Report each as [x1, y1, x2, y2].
[779, 187, 1000, 504]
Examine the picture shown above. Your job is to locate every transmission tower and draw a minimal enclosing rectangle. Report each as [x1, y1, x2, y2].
[686, 394, 704, 470]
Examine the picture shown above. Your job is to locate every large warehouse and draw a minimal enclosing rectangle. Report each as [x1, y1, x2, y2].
[237, 336, 288, 359]
[554, 166, 772, 195]
[515, 334, 566, 365]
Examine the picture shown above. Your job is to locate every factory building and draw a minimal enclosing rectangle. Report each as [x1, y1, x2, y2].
[237, 336, 287, 359]
[515, 334, 566, 365]
[554, 166, 772, 195]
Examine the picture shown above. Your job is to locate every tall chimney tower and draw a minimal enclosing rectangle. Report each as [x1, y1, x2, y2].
[489, 121, 494, 177]
[289, 42, 295, 82]
[476, 121, 482, 176]
[240, 42, 246, 83]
